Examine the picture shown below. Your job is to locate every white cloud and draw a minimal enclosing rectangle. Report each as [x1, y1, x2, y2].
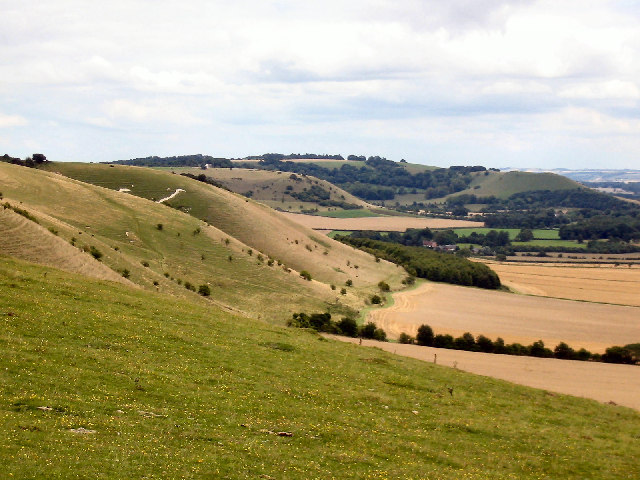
[1, 0, 640, 168]
[0, 113, 28, 128]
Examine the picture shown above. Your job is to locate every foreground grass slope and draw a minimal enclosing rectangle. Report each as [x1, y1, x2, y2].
[1, 256, 639, 479]
[43, 162, 403, 292]
[0, 163, 343, 321]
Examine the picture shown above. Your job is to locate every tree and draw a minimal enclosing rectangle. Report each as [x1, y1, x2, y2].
[529, 340, 552, 358]
[553, 342, 576, 360]
[476, 335, 494, 353]
[416, 324, 434, 346]
[398, 332, 413, 344]
[32, 153, 47, 163]
[337, 317, 358, 337]
[602, 346, 634, 364]
[370, 294, 382, 304]
[515, 228, 534, 242]
[454, 332, 476, 351]
[198, 284, 211, 296]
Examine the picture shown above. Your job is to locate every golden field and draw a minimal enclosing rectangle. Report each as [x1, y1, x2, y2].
[368, 281, 640, 353]
[481, 260, 640, 306]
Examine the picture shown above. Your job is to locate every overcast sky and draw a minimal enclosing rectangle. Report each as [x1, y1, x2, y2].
[1, 0, 639, 169]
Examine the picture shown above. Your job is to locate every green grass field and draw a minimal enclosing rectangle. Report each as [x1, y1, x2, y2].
[2, 255, 640, 479]
[452, 228, 560, 240]
[512, 239, 587, 249]
[316, 209, 380, 218]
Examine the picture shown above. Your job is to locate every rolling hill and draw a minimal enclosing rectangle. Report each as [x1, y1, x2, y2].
[41, 162, 404, 295]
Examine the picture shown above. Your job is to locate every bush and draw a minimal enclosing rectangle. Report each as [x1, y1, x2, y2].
[198, 284, 211, 296]
[156, 223, 163, 230]
[340, 288, 347, 295]
[454, 332, 476, 351]
[89, 246, 103, 260]
[345, 279, 353, 287]
[330, 284, 336, 290]
[378, 281, 390, 292]
[299, 270, 312, 281]
[121, 269, 130, 279]
[529, 340, 553, 358]
[337, 317, 358, 337]
[476, 335, 494, 353]
[553, 342, 576, 360]
[370, 294, 382, 304]
[602, 346, 634, 364]
[433, 334, 454, 349]
[398, 332, 414, 344]
[416, 324, 434, 346]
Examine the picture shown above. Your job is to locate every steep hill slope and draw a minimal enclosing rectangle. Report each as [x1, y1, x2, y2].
[0, 162, 357, 321]
[0, 207, 130, 285]
[43, 162, 404, 293]
[2, 255, 639, 479]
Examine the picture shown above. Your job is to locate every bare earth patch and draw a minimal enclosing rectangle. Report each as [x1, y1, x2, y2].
[281, 212, 483, 231]
[330, 336, 640, 411]
[369, 282, 640, 353]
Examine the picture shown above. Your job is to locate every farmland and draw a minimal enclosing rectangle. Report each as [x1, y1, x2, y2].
[478, 260, 640, 306]
[282, 212, 483, 231]
[368, 281, 640, 353]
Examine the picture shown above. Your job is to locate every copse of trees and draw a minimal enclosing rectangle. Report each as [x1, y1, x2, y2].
[402, 324, 638, 365]
[287, 312, 387, 341]
[1, 153, 48, 168]
[559, 215, 640, 242]
[108, 154, 233, 168]
[337, 237, 501, 290]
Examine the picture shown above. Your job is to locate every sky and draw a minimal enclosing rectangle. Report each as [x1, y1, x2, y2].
[1, 0, 639, 169]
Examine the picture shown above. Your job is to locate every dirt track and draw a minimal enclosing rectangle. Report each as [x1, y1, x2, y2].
[330, 336, 640, 411]
[281, 212, 482, 231]
[369, 282, 640, 353]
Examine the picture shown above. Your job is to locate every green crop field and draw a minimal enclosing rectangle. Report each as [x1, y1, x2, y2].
[452, 228, 560, 240]
[512, 239, 587, 249]
[316, 209, 380, 218]
[2, 256, 639, 479]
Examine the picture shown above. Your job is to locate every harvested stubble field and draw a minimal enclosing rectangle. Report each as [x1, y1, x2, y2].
[479, 260, 640, 306]
[332, 337, 640, 411]
[282, 212, 483, 231]
[368, 282, 640, 353]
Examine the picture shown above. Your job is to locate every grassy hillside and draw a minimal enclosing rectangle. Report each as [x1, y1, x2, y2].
[1, 255, 639, 479]
[42, 163, 403, 295]
[454, 171, 580, 199]
[156, 166, 372, 213]
[0, 162, 354, 321]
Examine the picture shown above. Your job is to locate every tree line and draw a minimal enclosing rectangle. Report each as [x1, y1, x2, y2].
[337, 237, 501, 289]
[402, 324, 639, 365]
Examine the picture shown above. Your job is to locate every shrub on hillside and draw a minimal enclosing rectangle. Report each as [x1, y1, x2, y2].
[198, 284, 211, 296]
[416, 324, 434, 346]
[299, 270, 312, 281]
[337, 317, 358, 337]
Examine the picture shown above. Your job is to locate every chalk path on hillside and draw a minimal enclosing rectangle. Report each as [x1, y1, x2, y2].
[368, 282, 640, 353]
[328, 336, 640, 411]
[157, 188, 185, 203]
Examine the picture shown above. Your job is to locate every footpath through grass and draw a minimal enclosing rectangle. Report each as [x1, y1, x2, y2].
[2, 257, 640, 479]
